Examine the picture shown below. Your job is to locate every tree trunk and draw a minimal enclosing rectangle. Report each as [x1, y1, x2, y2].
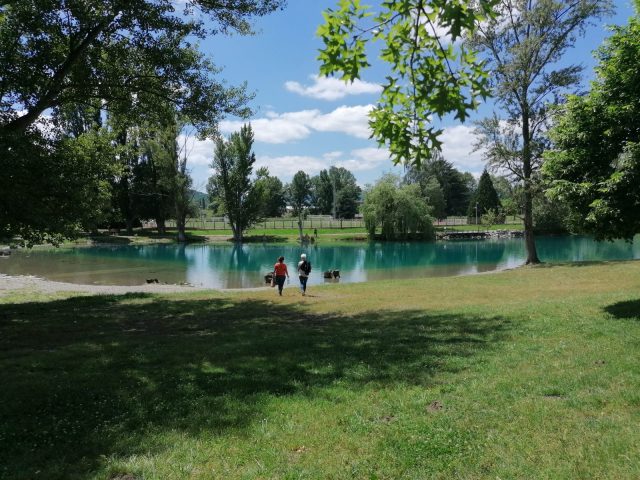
[297, 215, 303, 243]
[176, 216, 186, 243]
[522, 108, 540, 265]
[232, 223, 242, 242]
[156, 218, 166, 234]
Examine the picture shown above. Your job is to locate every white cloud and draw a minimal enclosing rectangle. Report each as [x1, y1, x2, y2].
[440, 125, 486, 173]
[255, 155, 327, 178]
[285, 75, 382, 101]
[309, 105, 373, 139]
[178, 135, 214, 166]
[336, 147, 391, 172]
[323, 151, 343, 161]
[220, 104, 374, 144]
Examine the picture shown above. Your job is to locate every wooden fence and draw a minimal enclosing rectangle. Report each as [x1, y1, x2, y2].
[160, 215, 522, 231]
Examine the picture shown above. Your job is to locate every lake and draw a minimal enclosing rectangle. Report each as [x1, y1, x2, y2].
[0, 236, 639, 289]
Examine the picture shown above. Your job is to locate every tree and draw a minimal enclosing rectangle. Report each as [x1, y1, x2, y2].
[471, 0, 612, 263]
[544, 12, 640, 241]
[0, 128, 114, 245]
[0, 0, 284, 135]
[210, 124, 263, 242]
[310, 170, 333, 215]
[318, 0, 498, 165]
[310, 166, 360, 218]
[254, 167, 286, 218]
[288, 171, 312, 243]
[335, 183, 361, 219]
[133, 122, 179, 234]
[468, 169, 501, 223]
[362, 175, 435, 241]
[423, 178, 446, 220]
[0, 0, 283, 243]
[174, 126, 197, 243]
[405, 151, 472, 215]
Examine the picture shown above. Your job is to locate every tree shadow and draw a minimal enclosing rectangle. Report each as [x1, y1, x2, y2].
[0, 293, 510, 479]
[604, 299, 640, 320]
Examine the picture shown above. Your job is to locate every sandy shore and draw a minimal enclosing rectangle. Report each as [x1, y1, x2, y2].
[0, 274, 207, 296]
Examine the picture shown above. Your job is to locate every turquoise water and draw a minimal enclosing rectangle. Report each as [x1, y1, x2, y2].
[0, 236, 638, 289]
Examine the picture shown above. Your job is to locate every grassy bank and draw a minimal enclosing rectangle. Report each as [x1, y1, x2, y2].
[1, 261, 639, 479]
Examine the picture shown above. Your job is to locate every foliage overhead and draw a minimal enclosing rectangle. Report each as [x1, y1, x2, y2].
[0, 0, 286, 134]
[317, 0, 499, 166]
[544, 15, 640, 241]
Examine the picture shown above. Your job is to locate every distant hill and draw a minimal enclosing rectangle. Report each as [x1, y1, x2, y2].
[190, 190, 208, 208]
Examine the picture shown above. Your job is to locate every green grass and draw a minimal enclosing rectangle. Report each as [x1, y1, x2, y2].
[1, 261, 640, 479]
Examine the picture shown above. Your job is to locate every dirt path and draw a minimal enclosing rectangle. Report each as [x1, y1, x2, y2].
[0, 274, 205, 296]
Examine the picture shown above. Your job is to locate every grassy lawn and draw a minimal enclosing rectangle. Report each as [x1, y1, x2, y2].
[1, 261, 639, 479]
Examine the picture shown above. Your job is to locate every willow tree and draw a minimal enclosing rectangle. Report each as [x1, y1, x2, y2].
[471, 0, 613, 264]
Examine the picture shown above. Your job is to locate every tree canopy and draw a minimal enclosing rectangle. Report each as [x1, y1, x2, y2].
[544, 13, 640, 241]
[0, 0, 285, 134]
[0, 0, 284, 243]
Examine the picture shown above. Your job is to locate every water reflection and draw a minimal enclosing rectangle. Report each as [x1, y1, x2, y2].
[0, 236, 638, 289]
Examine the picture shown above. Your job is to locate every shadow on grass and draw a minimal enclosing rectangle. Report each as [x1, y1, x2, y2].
[604, 299, 640, 320]
[0, 294, 510, 479]
[87, 235, 133, 245]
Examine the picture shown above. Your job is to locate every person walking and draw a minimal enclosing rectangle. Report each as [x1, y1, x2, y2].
[297, 253, 312, 296]
[273, 256, 289, 296]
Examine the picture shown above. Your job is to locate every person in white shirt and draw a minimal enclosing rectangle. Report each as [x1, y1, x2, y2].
[297, 253, 312, 296]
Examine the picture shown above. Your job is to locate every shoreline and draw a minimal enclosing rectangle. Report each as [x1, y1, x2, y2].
[0, 274, 209, 296]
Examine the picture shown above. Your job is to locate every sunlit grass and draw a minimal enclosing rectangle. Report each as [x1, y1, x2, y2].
[1, 261, 639, 479]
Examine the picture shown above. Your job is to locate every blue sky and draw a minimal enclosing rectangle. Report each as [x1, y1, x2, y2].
[185, 0, 637, 190]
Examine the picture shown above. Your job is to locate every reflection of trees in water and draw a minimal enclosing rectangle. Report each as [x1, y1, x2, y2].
[537, 236, 639, 262]
[360, 240, 512, 270]
[12, 235, 637, 289]
[311, 245, 363, 273]
[363, 242, 436, 270]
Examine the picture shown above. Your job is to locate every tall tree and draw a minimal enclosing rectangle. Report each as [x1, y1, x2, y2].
[133, 122, 179, 234]
[544, 9, 640, 241]
[310, 167, 359, 218]
[210, 124, 262, 242]
[471, 0, 612, 263]
[254, 167, 286, 218]
[289, 171, 312, 243]
[468, 169, 501, 222]
[336, 183, 362, 219]
[423, 178, 447, 220]
[318, 0, 498, 165]
[405, 152, 471, 215]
